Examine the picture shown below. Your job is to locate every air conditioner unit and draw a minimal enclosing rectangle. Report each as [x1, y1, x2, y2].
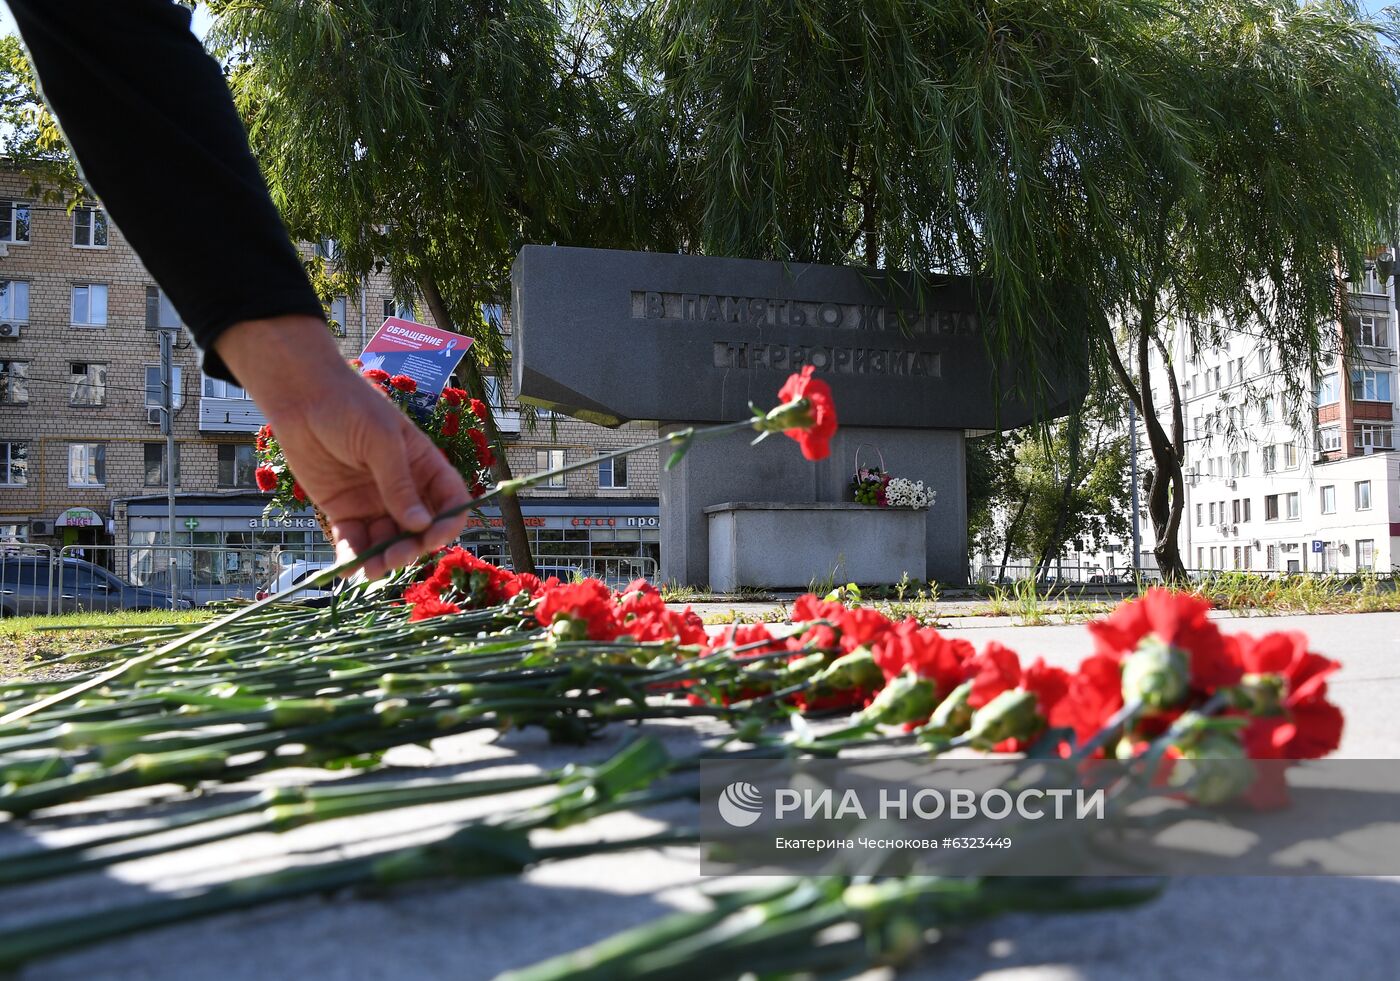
[1226, 479, 1238, 490]
[0, 322, 21, 339]
[1251, 540, 1262, 549]
[28, 520, 53, 537]
[1340, 543, 1351, 555]
[1217, 524, 1231, 536]
[146, 406, 164, 427]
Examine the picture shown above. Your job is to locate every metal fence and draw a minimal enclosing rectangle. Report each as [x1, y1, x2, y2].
[1, 545, 657, 619]
[0, 544, 342, 618]
[478, 552, 658, 589]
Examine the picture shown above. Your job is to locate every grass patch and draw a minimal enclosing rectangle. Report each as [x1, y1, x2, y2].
[0, 609, 212, 682]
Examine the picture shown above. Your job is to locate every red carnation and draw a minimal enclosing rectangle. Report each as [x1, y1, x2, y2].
[408, 594, 462, 621]
[390, 374, 418, 393]
[442, 411, 461, 437]
[350, 358, 364, 370]
[291, 482, 307, 503]
[255, 424, 273, 452]
[871, 621, 970, 696]
[467, 428, 496, 468]
[966, 642, 1023, 708]
[621, 578, 659, 598]
[775, 366, 838, 461]
[535, 579, 620, 641]
[834, 607, 894, 653]
[1089, 588, 1241, 693]
[469, 398, 489, 423]
[363, 368, 390, 385]
[1231, 631, 1343, 761]
[1048, 655, 1124, 748]
[254, 465, 278, 492]
[470, 481, 486, 497]
[441, 387, 467, 407]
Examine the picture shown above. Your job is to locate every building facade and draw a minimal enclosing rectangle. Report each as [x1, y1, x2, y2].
[0, 170, 660, 592]
[1157, 262, 1399, 574]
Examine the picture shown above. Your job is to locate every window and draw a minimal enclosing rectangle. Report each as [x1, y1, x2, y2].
[1259, 349, 1271, 374]
[68, 362, 106, 406]
[1232, 357, 1244, 384]
[1266, 545, 1277, 570]
[1195, 503, 1203, 527]
[1283, 442, 1299, 470]
[1351, 265, 1384, 294]
[1230, 451, 1249, 478]
[383, 297, 414, 321]
[1285, 492, 1300, 520]
[0, 281, 30, 321]
[1356, 540, 1376, 573]
[1356, 480, 1372, 511]
[1262, 445, 1277, 473]
[70, 284, 108, 326]
[1265, 494, 1280, 521]
[0, 201, 30, 243]
[0, 441, 26, 485]
[218, 443, 258, 488]
[1354, 424, 1394, 451]
[536, 449, 565, 488]
[1261, 397, 1274, 422]
[481, 303, 504, 330]
[1232, 546, 1242, 569]
[1356, 315, 1387, 348]
[1241, 498, 1252, 522]
[1209, 502, 1217, 525]
[145, 286, 181, 329]
[202, 373, 250, 401]
[1196, 547, 1204, 569]
[67, 443, 105, 487]
[144, 365, 184, 409]
[143, 442, 181, 486]
[1320, 485, 1336, 515]
[598, 456, 627, 489]
[314, 237, 339, 260]
[0, 361, 27, 404]
[1320, 428, 1342, 452]
[1231, 499, 1242, 524]
[1316, 373, 1339, 406]
[328, 295, 348, 336]
[72, 207, 108, 248]
[1351, 369, 1393, 403]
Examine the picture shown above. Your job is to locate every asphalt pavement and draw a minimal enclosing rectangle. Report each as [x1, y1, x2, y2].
[3, 612, 1398, 980]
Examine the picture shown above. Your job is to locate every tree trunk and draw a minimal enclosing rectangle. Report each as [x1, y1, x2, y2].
[1101, 302, 1188, 583]
[418, 276, 536, 576]
[997, 493, 1031, 583]
[1035, 412, 1085, 580]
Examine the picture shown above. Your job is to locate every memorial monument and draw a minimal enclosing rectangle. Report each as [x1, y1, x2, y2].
[512, 246, 1084, 587]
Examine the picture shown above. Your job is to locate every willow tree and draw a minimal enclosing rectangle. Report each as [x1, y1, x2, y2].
[625, 0, 1400, 580]
[207, 0, 630, 574]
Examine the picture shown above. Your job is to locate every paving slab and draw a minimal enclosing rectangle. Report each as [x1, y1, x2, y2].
[3, 612, 1398, 980]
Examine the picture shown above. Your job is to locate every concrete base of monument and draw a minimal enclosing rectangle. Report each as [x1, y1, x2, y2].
[660, 423, 968, 587]
[705, 502, 927, 591]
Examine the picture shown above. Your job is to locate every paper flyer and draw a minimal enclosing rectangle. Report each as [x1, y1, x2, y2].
[357, 317, 472, 419]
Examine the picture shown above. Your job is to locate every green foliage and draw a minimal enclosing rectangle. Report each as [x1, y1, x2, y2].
[0, 35, 83, 202]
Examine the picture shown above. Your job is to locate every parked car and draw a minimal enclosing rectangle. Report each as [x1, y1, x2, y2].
[256, 560, 342, 602]
[0, 556, 193, 616]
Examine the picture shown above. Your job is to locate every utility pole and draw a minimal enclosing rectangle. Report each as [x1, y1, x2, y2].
[160, 329, 177, 611]
[1129, 399, 1141, 574]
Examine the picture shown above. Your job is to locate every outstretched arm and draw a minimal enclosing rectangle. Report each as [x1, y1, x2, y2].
[9, 0, 468, 574]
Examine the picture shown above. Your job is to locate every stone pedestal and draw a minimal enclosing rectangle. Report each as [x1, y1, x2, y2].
[660, 424, 967, 587]
[706, 502, 927, 591]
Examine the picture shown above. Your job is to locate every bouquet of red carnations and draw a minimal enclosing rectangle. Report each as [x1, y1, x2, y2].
[253, 363, 497, 523]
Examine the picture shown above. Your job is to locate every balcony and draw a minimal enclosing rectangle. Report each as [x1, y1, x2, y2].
[199, 396, 267, 433]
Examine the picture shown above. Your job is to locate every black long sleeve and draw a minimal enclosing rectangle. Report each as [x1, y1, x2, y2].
[7, 0, 325, 382]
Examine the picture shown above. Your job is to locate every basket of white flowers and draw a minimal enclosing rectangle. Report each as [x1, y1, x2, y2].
[884, 476, 936, 509]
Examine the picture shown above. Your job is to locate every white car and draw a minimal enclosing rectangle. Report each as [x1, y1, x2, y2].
[256, 560, 342, 602]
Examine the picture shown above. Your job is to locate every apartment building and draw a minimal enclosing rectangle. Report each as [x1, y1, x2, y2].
[1163, 261, 1399, 574]
[0, 169, 661, 588]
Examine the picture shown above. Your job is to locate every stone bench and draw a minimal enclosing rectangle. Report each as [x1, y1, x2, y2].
[704, 502, 927, 591]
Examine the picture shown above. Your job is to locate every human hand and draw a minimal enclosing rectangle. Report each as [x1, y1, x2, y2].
[216, 316, 471, 578]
